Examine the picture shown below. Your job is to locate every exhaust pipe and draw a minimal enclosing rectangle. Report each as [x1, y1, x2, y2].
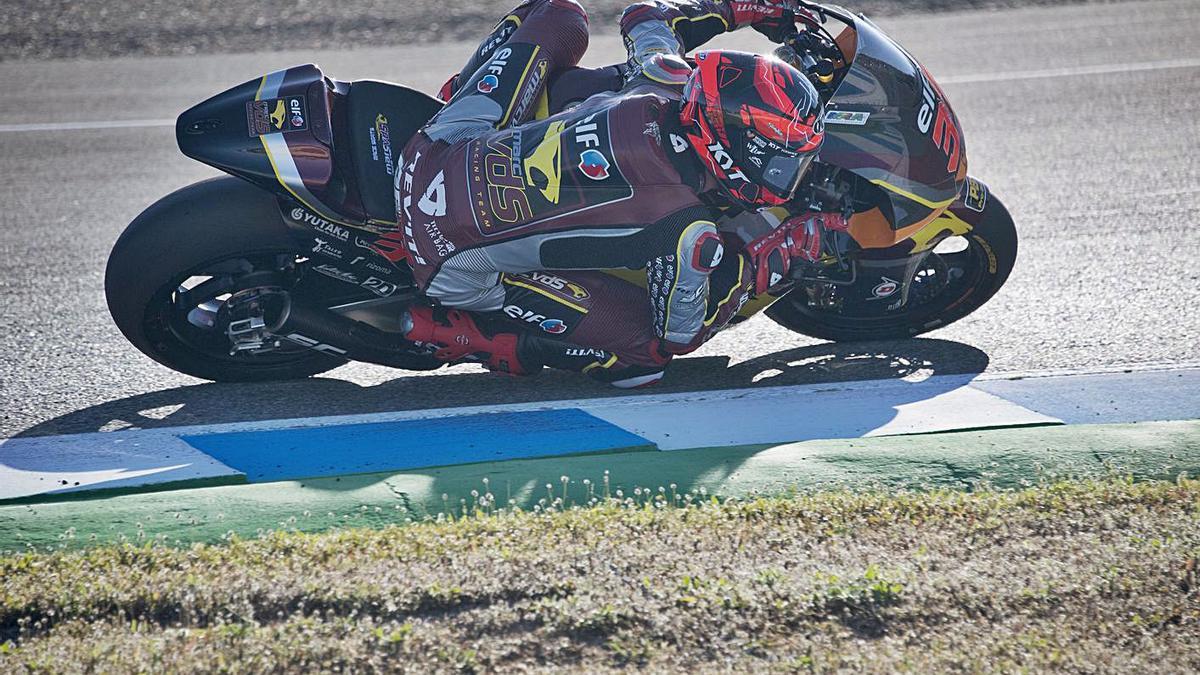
[271, 296, 439, 370]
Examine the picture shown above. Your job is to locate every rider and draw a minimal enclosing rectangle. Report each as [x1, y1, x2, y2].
[397, 0, 843, 387]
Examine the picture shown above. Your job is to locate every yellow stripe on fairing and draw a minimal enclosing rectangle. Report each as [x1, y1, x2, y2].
[259, 135, 310, 212]
[254, 70, 358, 227]
[870, 179, 957, 211]
[255, 73, 308, 211]
[908, 208, 975, 253]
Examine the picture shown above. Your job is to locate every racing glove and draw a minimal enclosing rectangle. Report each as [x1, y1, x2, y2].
[744, 211, 847, 295]
[620, 1, 818, 71]
[730, 1, 810, 43]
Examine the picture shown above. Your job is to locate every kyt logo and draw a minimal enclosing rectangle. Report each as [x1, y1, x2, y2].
[706, 142, 749, 181]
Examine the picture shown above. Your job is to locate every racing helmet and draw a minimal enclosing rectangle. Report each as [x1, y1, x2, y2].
[679, 50, 825, 208]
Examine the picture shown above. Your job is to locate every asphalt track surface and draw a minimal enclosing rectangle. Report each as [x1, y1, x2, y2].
[1, 0, 1197, 439]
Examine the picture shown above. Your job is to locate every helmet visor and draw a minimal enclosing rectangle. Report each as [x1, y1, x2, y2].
[760, 152, 814, 201]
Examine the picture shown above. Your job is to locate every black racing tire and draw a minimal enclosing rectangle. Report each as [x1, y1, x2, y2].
[105, 177, 345, 381]
[766, 193, 1018, 342]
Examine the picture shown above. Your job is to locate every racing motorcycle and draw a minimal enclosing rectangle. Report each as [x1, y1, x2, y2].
[105, 2, 1016, 382]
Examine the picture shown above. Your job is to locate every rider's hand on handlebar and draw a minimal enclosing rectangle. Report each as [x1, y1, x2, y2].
[745, 211, 847, 295]
[732, 1, 819, 44]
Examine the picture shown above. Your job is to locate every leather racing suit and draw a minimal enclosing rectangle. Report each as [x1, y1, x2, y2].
[396, 0, 796, 386]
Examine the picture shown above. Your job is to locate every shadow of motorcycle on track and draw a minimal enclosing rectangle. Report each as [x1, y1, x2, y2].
[12, 338, 988, 441]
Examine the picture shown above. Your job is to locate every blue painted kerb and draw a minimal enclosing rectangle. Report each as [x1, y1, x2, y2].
[182, 408, 654, 482]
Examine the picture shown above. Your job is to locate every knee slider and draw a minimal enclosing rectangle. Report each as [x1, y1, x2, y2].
[682, 221, 724, 273]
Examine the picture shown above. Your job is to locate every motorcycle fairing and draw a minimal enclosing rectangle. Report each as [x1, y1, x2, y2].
[176, 64, 443, 230]
[178, 65, 348, 222]
[833, 176, 1010, 311]
[816, 8, 967, 233]
[343, 79, 444, 224]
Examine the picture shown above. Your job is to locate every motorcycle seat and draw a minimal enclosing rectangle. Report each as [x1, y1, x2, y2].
[344, 81, 443, 223]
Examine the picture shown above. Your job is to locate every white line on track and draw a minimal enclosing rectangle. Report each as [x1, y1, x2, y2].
[937, 57, 1200, 84]
[1, 58, 1197, 134]
[3, 366, 1198, 499]
[0, 118, 175, 133]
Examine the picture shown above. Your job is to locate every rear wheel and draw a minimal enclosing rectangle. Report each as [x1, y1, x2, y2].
[767, 194, 1017, 342]
[105, 178, 345, 381]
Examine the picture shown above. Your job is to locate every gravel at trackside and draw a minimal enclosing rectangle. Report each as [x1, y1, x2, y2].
[1, 0, 1137, 62]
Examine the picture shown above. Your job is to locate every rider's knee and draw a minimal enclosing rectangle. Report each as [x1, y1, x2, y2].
[523, 0, 589, 66]
[544, 0, 588, 23]
[679, 220, 725, 274]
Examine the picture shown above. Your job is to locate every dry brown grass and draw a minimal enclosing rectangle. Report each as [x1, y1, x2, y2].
[2, 477, 1198, 673]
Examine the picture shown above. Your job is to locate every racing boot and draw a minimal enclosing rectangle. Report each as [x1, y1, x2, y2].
[401, 305, 533, 376]
[402, 306, 668, 387]
[515, 333, 670, 389]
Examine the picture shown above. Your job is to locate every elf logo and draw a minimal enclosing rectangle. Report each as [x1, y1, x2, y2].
[917, 75, 938, 134]
[539, 318, 567, 334]
[477, 47, 513, 93]
[578, 149, 610, 181]
[477, 74, 499, 94]
[288, 98, 304, 128]
[503, 304, 571, 334]
[573, 114, 611, 180]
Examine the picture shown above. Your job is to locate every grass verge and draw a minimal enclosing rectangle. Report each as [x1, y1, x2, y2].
[2, 476, 1198, 672]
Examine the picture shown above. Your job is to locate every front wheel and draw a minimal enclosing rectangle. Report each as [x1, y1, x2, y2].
[105, 177, 345, 382]
[767, 191, 1018, 342]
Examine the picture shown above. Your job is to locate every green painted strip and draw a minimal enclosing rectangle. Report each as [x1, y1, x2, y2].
[0, 474, 248, 506]
[2, 421, 1197, 552]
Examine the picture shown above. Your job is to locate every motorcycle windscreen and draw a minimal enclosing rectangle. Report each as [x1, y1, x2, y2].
[818, 16, 966, 230]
